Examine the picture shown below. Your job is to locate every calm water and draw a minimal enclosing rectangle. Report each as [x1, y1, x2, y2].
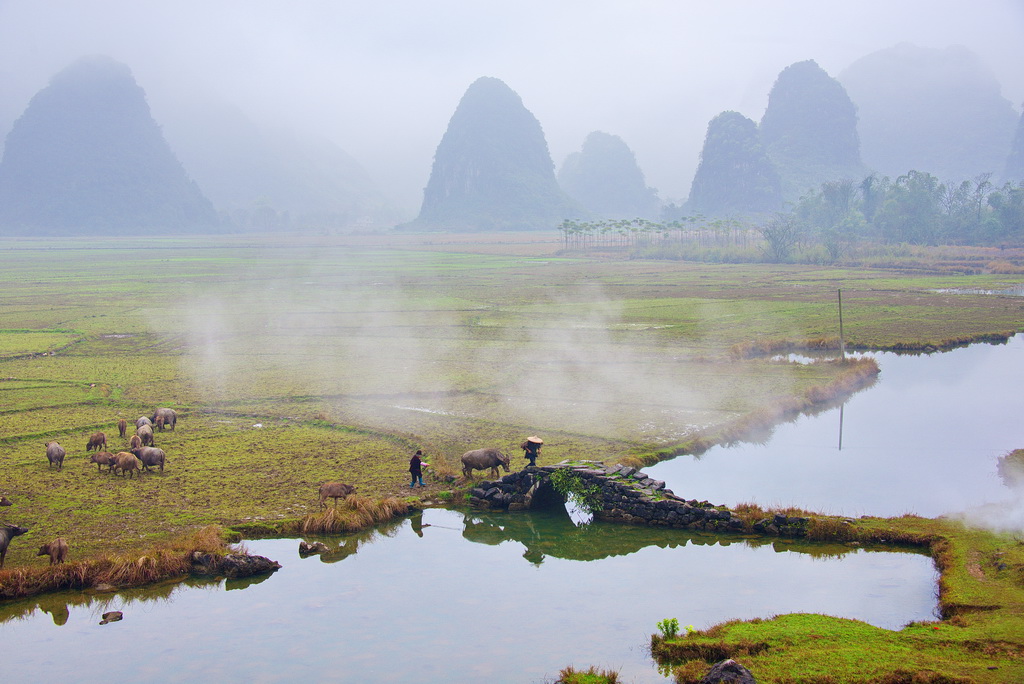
[649, 334, 1024, 519]
[0, 508, 937, 684]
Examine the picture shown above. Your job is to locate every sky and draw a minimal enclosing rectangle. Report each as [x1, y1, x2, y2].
[1, 0, 1023, 216]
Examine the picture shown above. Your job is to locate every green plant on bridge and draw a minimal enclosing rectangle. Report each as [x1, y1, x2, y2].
[549, 468, 604, 515]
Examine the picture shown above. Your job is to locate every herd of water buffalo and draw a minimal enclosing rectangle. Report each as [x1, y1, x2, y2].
[0, 407, 178, 569]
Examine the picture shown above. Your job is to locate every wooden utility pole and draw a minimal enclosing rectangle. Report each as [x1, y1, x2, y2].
[838, 288, 846, 361]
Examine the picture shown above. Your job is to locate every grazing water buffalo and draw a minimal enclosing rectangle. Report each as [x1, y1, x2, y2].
[129, 434, 142, 450]
[111, 452, 142, 479]
[136, 424, 154, 447]
[152, 408, 177, 431]
[460, 448, 511, 479]
[86, 431, 107, 452]
[132, 446, 166, 473]
[90, 451, 116, 472]
[1, 524, 29, 568]
[136, 416, 152, 429]
[117, 418, 127, 438]
[37, 538, 69, 565]
[45, 441, 66, 471]
[318, 482, 356, 509]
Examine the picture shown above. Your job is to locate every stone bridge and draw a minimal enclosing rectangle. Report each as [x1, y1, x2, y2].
[467, 460, 810, 536]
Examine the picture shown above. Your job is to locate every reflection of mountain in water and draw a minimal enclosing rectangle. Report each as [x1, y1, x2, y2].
[458, 508, 918, 565]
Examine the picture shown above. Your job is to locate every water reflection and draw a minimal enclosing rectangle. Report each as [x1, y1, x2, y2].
[0, 509, 937, 684]
[649, 335, 1024, 519]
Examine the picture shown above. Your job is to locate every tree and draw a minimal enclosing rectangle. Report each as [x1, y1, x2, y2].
[760, 213, 803, 262]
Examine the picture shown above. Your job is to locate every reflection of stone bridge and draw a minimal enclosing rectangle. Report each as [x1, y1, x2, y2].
[468, 460, 809, 536]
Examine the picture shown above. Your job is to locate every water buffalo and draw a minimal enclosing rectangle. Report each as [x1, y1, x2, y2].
[151, 408, 177, 431]
[86, 431, 107, 452]
[129, 434, 142, 450]
[37, 538, 69, 565]
[136, 416, 152, 429]
[90, 451, 116, 472]
[0, 495, 11, 506]
[111, 452, 142, 479]
[45, 441, 66, 471]
[1, 524, 29, 568]
[131, 446, 166, 473]
[318, 482, 356, 509]
[460, 448, 511, 479]
[117, 418, 127, 438]
[136, 424, 154, 447]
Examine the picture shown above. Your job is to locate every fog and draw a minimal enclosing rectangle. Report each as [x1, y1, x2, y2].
[1, 0, 1022, 216]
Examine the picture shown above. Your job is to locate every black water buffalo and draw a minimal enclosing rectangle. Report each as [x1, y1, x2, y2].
[111, 452, 142, 479]
[136, 416, 153, 429]
[86, 431, 107, 452]
[132, 446, 166, 473]
[90, 451, 116, 472]
[1, 524, 29, 568]
[460, 448, 511, 479]
[318, 482, 356, 509]
[37, 538, 69, 565]
[0, 495, 11, 507]
[151, 408, 177, 431]
[45, 441, 66, 471]
[136, 424, 154, 447]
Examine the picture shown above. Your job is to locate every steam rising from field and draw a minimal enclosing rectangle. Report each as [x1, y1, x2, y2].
[165, 247, 775, 446]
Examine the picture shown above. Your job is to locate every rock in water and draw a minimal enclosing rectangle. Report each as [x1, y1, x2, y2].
[0, 55, 218, 235]
[410, 76, 580, 231]
[99, 611, 123, 624]
[699, 659, 757, 683]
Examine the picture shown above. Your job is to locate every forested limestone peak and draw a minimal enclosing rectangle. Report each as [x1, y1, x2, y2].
[0, 54, 218, 235]
[686, 111, 782, 216]
[760, 59, 864, 200]
[410, 76, 580, 231]
[558, 131, 659, 219]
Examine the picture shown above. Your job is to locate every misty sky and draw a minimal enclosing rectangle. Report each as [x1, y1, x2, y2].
[1, 0, 1023, 215]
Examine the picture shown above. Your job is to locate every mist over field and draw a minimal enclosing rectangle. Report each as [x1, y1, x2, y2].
[1, 0, 1022, 216]
[163, 249, 764, 446]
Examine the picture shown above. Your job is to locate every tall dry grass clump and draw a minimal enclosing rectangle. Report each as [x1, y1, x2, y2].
[0, 526, 230, 601]
[292, 494, 410, 535]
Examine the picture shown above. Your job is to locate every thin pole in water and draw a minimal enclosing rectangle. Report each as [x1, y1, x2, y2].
[838, 288, 846, 361]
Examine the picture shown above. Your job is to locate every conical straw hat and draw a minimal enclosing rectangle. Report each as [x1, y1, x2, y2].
[527, 436, 543, 444]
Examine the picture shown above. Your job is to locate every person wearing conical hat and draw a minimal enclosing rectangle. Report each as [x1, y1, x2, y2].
[520, 435, 542, 468]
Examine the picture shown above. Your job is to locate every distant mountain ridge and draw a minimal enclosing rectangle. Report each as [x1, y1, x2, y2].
[839, 43, 1018, 183]
[0, 55, 218, 235]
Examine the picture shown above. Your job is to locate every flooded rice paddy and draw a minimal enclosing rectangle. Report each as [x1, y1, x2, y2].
[649, 334, 1024, 519]
[0, 508, 937, 684]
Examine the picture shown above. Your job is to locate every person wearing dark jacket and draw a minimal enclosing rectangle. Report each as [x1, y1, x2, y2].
[409, 449, 428, 488]
[521, 436, 542, 467]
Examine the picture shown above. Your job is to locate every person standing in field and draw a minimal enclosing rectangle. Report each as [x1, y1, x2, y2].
[409, 449, 428, 488]
[521, 436, 542, 467]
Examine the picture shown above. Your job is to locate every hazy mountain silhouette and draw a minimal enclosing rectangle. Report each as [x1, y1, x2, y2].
[408, 76, 580, 231]
[686, 111, 782, 216]
[0, 55, 217, 235]
[760, 60, 865, 201]
[1004, 111, 1024, 183]
[558, 131, 659, 219]
[840, 43, 1017, 183]
[159, 99, 399, 232]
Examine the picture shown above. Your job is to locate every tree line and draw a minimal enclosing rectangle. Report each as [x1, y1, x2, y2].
[558, 171, 1024, 262]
